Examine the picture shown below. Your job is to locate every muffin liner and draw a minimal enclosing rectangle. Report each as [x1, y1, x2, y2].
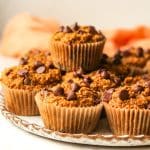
[35, 93, 103, 133]
[104, 103, 150, 136]
[50, 40, 105, 71]
[2, 84, 39, 116]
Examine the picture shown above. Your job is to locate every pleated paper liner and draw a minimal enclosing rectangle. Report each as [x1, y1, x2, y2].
[35, 93, 103, 133]
[104, 103, 150, 136]
[50, 40, 105, 71]
[2, 84, 39, 116]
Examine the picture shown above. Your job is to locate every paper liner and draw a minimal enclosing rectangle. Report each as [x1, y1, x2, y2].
[35, 93, 103, 133]
[50, 40, 105, 71]
[3, 85, 39, 116]
[104, 103, 150, 136]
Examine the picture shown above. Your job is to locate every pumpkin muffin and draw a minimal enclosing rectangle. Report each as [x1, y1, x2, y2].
[1, 50, 62, 116]
[104, 78, 150, 136]
[35, 78, 103, 133]
[50, 22, 106, 71]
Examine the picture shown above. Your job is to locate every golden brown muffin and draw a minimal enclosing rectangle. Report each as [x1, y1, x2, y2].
[50, 22, 106, 71]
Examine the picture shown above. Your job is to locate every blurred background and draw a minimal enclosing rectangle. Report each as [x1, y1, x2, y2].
[0, 0, 150, 33]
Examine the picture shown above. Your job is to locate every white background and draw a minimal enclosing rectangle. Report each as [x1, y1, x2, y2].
[0, 0, 150, 149]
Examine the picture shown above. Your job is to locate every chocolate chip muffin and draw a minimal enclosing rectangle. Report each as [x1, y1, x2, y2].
[50, 22, 106, 71]
[35, 80, 103, 133]
[104, 78, 150, 135]
[1, 50, 62, 116]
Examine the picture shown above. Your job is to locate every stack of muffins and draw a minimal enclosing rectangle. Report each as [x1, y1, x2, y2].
[0, 23, 150, 135]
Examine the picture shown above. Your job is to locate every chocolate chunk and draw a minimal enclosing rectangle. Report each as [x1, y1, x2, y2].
[18, 69, 28, 77]
[134, 85, 144, 93]
[54, 87, 64, 96]
[67, 91, 77, 100]
[136, 47, 144, 57]
[101, 70, 110, 79]
[83, 77, 92, 85]
[94, 98, 101, 105]
[23, 77, 31, 85]
[19, 57, 28, 65]
[103, 88, 114, 102]
[5, 69, 12, 76]
[71, 22, 79, 31]
[59, 26, 64, 32]
[71, 83, 80, 92]
[63, 26, 72, 33]
[147, 104, 150, 109]
[119, 89, 129, 100]
[45, 51, 51, 56]
[33, 61, 43, 69]
[36, 66, 46, 74]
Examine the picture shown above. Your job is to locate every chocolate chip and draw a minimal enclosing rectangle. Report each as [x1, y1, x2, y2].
[100, 54, 108, 64]
[23, 77, 31, 85]
[5, 69, 12, 76]
[103, 88, 114, 102]
[147, 104, 150, 109]
[59, 26, 64, 32]
[63, 26, 72, 33]
[83, 77, 92, 85]
[67, 91, 77, 100]
[71, 83, 80, 92]
[19, 57, 28, 65]
[134, 85, 144, 93]
[67, 79, 73, 83]
[94, 98, 101, 105]
[122, 50, 131, 57]
[33, 61, 43, 69]
[73, 70, 83, 78]
[54, 87, 64, 96]
[36, 66, 46, 74]
[61, 70, 66, 75]
[136, 47, 144, 57]
[49, 63, 55, 69]
[45, 51, 51, 56]
[112, 51, 122, 64]
[113, 77, 121, 86]
[89, 26, 97, 34]
[101, 70, 110, 79]
[18, 69, 28, 77]
[119, 89, 129, 100]
[71, 22, 79, 31]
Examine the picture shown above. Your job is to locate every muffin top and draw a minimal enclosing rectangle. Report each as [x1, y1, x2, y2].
[1, 50, 62, 90]
[51, 22, 105, 44]
[108, 79, 150, 109]
[38, 85, 101, 107]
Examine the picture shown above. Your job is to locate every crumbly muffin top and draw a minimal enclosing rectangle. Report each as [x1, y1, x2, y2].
[1, 50, 62, 90]
[51, 23, 105, 44]
[108, 80, 150, 109]
[38, 85, 100, 107]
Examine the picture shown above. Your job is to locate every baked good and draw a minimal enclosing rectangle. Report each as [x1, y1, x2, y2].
[0, 13, 59, 57]
[50, 23, 106, 71]
[1, 50, 62, 115]
[35, 76, 103, 133]
[104, 78, 150, 135]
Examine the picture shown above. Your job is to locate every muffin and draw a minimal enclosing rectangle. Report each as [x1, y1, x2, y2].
[104, 78, 150, 136]
[50, 22, 106, 71]
[35, 77, 103, 133]
[1, 50, 62, 116]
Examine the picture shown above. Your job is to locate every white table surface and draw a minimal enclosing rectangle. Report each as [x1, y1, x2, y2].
[0, 55, 150, 150]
